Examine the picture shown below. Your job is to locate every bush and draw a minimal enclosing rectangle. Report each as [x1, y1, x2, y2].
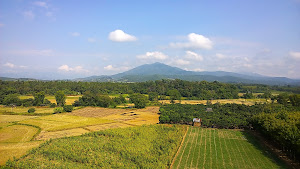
[50, 103, 56, 108]
[28, 108, 36, 113]
[53, 107, 63, 114]
[63, 105, 73, 112]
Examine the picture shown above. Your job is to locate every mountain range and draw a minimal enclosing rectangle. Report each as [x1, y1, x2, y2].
[74, 62, 300, 86]
[1, 62, 300, 86]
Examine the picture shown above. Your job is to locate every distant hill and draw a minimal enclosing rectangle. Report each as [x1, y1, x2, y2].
[2, 63, 299, 86]
[0, 77, 38, 81]
[75, 62, 300, 86]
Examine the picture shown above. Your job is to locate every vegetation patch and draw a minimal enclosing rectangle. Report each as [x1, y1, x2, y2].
[20, 114, 115, 132]
[172, 127, 288, 169]
[4, 125, 186, 168]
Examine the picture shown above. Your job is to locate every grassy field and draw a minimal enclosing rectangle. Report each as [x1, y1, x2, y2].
[0, 106, 54, 115]
[159, 98, 269, 105]
[172, 127, 287, 169]
[4, 125, 186, 168]
[0, 106, 161, 165]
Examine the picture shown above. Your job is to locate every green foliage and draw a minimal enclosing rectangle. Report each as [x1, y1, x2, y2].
[55, 90, 66, 107]
[167, 89, 181, 103]
[33, 91, 45, 106]
[242, 92, 254, 99]
[73, 92, 113, 108]
[277, 93, 289, 106]
[22, 98, 34, 107]
[53, 107, 63, 114]
[27, 108, 36, 113]
[63, 105, 73, 112]
[289, 94, 300, 107]
[252, 111, 300, 161]
[148, 92, 158, 101]
[4, 125, 186, 169]
[3, 94, 21, 106]
[50, 103, 56, 108]
[129, 93, 148, 108]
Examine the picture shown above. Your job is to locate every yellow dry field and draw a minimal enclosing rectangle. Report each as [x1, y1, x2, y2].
[0, 106, 54, 114]
[159, 99, 268, 105]
[20, 114, 114, 132]
[0, 115, 38, 123]
[0, 125, 38, 143]
[0, 141, 42, 165]
[0, 106, 160, 165]
[36, 128, 90, 140]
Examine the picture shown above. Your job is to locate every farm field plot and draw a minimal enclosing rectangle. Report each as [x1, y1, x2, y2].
[159, 99, 268, 105]
[172, 127, 287, 169]
[4, 125, 186, 168]
[0, 106, 54, 115]
[20, 114, 114, 132]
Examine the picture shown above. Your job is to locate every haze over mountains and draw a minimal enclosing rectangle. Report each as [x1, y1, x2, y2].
[74, 62, 300, 86]
[1, 62, 300, 86]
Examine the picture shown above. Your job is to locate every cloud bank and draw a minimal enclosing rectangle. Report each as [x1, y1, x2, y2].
[108, 30, 137, 42]
[170, 33, 213, 49]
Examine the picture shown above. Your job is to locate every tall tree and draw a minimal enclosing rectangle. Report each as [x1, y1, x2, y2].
[33, 91, 45, 106]
[129, 93, 148, 109]
[167, 89, 181, 103]
[55, 90, 66, 107]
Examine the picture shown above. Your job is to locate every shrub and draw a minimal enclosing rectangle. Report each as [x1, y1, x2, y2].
[28, 108, 36, 113]
[63, 105, 73, 112]
[50, 103, 56, 108]
[53, 107, 63, 114]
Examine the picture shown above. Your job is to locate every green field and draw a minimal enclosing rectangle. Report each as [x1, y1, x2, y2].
[4, 125, 186, 168]
[172, 127, 287, 169]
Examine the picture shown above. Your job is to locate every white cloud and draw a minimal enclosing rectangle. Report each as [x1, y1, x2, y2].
[3, 63, 27, 69]
[58, 65, 88, 73]
[289, 51, 300, 60]
[88, 38, 96, 43]
[104, 65, 130, 71]
[70, 32, 80, 37]
[193, 68, 205, 72]
[185, 51, 203, 61]
[23, 11, 35, 20]
[216, 53, 227, 59]
[104, 65, 114, 70]
[137, 51, 168, 60]
[174, 59, 190, 65]
[169, 33, 213, 49]
[108, 29, 137, 42]
[4, 63, 15, 68]
[33, 1, 48, 8]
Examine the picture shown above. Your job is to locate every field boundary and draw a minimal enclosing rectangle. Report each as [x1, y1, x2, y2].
[169, 125, 188, 169]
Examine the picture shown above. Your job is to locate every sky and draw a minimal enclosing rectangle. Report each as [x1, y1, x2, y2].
[0, 0, 300, 80]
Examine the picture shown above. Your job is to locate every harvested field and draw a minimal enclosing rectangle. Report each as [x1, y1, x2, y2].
[70, 107, 130, 118]
[20, 114, 114, 131]
[0, 115, 38, 123]
[172, 127, 287, 169]
[36, 128, 90, 140]
[0, 125, 39, 143]
[0, 106, 54, 114]
[160, 99, 268, 105]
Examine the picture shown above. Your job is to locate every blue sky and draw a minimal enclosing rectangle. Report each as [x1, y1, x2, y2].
[0, 0, 300, 80]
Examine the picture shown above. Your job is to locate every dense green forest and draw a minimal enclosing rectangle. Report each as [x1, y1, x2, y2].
[1, 80, 299, 98]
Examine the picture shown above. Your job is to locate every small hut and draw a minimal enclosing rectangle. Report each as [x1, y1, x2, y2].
[193, 118, 202, 127]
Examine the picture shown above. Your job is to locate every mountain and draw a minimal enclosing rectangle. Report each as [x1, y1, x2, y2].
[0, 77, 38, 81]
[75, 62, 300, 86]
